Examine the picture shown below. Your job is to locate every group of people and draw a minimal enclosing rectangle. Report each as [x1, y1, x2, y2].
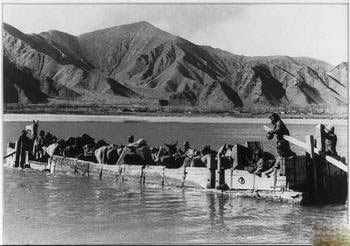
[16, 126, 59, 168]
[16, 113, 339, 177]
[247, 113, 339, 177]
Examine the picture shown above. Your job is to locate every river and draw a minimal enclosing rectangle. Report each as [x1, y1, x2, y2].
[2, 116, 349, 244]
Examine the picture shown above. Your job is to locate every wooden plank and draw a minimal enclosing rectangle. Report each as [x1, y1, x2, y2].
[255, 175, 277, 190]
[264, 125, 307, 149]
[306, 135, 317, 193]
[229, 170, 254, 190]
[324, 156, 347, 172]
[283, 135, 307, 150]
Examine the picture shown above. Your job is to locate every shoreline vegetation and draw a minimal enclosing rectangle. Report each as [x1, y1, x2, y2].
[3, 113, 347, 126]
[4, 103, 348, 120]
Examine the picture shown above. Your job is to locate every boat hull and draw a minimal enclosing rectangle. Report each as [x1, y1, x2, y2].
[3, 154, 305, 205]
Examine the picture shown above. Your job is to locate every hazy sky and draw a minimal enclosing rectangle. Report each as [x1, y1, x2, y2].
[3, 4, 348, 65]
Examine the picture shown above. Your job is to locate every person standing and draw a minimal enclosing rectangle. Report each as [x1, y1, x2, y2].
[266, 113, 293, 158]
[18, 130, 32, 168]
[264, 113, 295, 177]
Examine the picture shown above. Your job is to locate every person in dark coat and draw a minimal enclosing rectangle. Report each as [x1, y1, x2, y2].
[247, 149, 269, 176]
[18, 130, 32, 168]
[266, 113, 294, 158]
[322, 125, 338, 156]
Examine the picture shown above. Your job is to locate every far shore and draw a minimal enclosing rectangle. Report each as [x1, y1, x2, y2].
[2, 113, 347, 125]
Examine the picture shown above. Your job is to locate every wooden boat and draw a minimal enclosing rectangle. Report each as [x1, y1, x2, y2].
[4, 124, 348, 205]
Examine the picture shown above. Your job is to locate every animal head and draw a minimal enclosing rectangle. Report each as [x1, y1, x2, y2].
[32, 120, 39, 134]
[25, 120, 39, 138]
[201, 145, 212, 155]
[95, 140, 108, 150]
[83, 144, 94, 153]
[164, 141, 178, 155]
[75, 136, 83, 147]
[150, 147, 159, 154]
[81, 134, 95, 145]
[65, 137, 76, 146]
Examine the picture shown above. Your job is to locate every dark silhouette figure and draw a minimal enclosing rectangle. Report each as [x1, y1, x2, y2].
[18, 130, 32, 168]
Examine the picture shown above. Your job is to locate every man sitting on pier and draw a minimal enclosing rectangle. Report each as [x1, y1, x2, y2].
[247, 149, 271, 176]
[322, 125, 338, 157]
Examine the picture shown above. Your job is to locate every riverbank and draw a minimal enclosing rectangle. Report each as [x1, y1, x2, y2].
[3, 113, 347, 125]
[4, 102, 348, 120]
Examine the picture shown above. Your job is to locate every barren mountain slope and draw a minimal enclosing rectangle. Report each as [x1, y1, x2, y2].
[3, 21, 347, 111]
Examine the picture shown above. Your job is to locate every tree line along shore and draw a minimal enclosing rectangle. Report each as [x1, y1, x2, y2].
[3, 103, 348, 120]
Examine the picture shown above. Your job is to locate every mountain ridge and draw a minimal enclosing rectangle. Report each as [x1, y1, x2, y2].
[3, 21, 348, 113]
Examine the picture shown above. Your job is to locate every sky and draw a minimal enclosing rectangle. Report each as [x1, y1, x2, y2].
[2, 3, 348, 65]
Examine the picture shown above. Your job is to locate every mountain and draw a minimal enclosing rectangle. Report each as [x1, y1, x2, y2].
[3, 21, 348, 113]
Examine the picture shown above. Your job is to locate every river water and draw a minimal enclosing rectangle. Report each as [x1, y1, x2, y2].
[2, 118, 349, 244]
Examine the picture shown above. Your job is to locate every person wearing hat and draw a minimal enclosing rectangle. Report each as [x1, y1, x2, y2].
[266, 113, 293, 158]
[323, 125, 338, 156]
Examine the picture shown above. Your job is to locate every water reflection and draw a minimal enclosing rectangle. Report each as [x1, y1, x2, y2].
[3, 168, 348, 244]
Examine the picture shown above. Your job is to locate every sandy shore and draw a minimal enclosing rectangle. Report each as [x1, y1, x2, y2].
[2, 113, 347, 125]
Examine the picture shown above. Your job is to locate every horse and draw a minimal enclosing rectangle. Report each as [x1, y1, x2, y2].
[43, 139, 65, 157]
[63, 137, 83, 158]
[95, 139, 108, 150]
[95, 144, 121, 165]
[117, 139, 154, 166]
[79, 144, 97, 162]
[105, 144, 121, 164]
[24, 120, 39, 158]
[154, 141, 185, 168]
[62, 134, 96, 159]
[164, 141, 178, 155]
[200, 145, 217, 157]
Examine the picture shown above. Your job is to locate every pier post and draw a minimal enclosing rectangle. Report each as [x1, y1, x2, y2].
[25, 151, 29, 166]
[316, 124, 326, 153]
[207, 156, 216, 189]
[50, 158, 55, 173]
[216, 156, 225, 189]
[14, 141, 20, 168]
[140, 165, 145, 184]
[121, 165, 125, 182]
[306, 135, 317, 196]
[161, 167, 165, 187]
[180, 166, 187, 188]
